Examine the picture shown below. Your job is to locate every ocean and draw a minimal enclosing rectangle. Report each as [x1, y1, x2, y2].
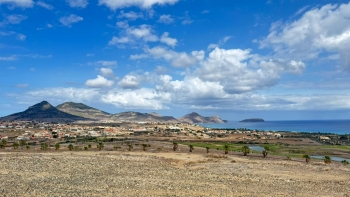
[200, 120, 350, 135]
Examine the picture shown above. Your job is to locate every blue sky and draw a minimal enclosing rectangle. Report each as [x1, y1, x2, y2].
[1, 0, 350, 120]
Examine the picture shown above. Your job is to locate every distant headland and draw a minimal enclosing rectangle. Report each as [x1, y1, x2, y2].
[239, 118, 265, 122]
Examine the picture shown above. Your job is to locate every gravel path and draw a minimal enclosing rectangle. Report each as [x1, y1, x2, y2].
[0, 152, 349, 197]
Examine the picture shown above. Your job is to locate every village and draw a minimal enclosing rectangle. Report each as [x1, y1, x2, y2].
[0, 120, 287, 143]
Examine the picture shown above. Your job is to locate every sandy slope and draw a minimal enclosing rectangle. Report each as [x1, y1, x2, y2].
[0, 151, 349, 197]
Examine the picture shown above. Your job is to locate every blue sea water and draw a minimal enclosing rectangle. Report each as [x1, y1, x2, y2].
[200, 120, 350, 135]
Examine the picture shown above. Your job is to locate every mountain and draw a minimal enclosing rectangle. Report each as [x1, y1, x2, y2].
[178, 112, 226, 124]
[56, 102, 111, 120]
[111, 111, 178, 123]
[0, 101, 88, 122]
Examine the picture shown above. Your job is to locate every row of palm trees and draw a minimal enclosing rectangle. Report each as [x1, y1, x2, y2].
[173, 142, 349, 165]
[173, 142, 259, 156]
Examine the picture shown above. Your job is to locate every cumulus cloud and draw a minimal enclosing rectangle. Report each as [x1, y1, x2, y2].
[59, 14, 83, 27]
[194, 47, 305, 93]
[66, 0, 88, 8]
[0, 0, 33, 8]
[100, 68, 114, 77]
[109, 24, 158, 47]
[134, 46, 201, 67]
[101, 88, 170, 110]
[260, 2, 350, 69]
[160, 32, 177, 47]
[158, 15, 174, 24]
[36, 1, 53, 9]
[118, 75, 141, 89]
[98, 0, 178, 10]
[85, 75, 114, 88]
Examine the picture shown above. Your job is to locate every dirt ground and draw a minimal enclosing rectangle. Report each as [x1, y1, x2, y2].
[0, 150, 349, 197]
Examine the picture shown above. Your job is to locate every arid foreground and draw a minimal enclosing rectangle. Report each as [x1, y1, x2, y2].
[0, 152, 349, 197]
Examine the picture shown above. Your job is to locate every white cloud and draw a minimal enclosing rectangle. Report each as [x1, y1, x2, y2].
[127, 24, 158, 41]
[158, 15, 174, 24]
[201, 10, 210, 14]
[100, 68, 114, 77]
[17, 33, 26, 40]
[25, 87, 100, 103]
[0, 0, 33, 8]
[194, 47, 305, 93]
[0, 31, 26, 41]
[85, 75, 114, 88]
[109, 24, 159, 47]
[59, 14, 83, 27]
[118, 75, 140, 89]
[66, 0, 88, 8]
[108, 36, 130, 45]
[208, 36, 231, 49]
[260, 2, 350, 69]
[118, 10, 143, 20]
[98, 0, 178, 10]
[0, 15, 27, 26]
[36, 1, 53, 9]
[171, 53, 198, 67]
[132, 46, 200, 67]
[101, 88, 169, 110]
[160, 32, 177, 47]
[181, 19, 193, 25]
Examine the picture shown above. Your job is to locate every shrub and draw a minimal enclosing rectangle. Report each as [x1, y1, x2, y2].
[324, 156, 331, 164]
[341, 160, 349, 165]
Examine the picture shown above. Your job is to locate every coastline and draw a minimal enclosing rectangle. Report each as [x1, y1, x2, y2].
[199, 119, 350, 135]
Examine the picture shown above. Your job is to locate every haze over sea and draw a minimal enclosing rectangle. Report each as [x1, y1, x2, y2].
[200, 120, 350, 135]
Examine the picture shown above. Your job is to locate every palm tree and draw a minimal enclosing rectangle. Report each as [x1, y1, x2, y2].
[1, 139, 7, 147]
[142, 144, 147, 151]
[19, 139, 27, 149]
[242, 145, 250, 156]
[41, 143, 48, 151]
[26, 145, 30, 150]
[189, 144, 194, 152]
[127, 144, 133, 151]
[341, 160, 349, 165]
[262, 146, 270, 158]
[97, 142, 104, 151]
[13, 142, 19, 150]
[68, 144, 74, 151]
[324, 156, 331, 164]
[55, 143, 60, 150]
[173, 142, 178, 151]
[302, 154, 311, 163]
[224, 145, 229, 154]
[206, 147, 209, 154]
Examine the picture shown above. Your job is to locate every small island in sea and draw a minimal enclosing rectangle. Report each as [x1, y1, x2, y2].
[239, 118, 265, 122]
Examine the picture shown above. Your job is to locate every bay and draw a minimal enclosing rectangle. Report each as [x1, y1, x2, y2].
[200, 120, 350, 135]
